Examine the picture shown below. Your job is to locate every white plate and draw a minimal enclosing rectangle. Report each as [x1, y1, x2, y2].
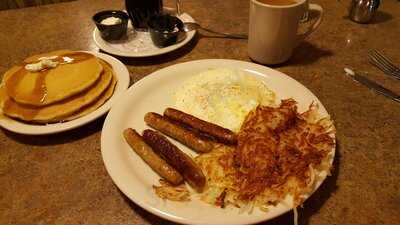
[101, 59, 335, 225]
[93, 12, 196, 57]
[0, 52, 130, 135]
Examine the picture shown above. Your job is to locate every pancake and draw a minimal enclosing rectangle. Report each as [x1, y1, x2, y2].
[0, 61, 113, 124]
[63, 69, 117, 121]
[3, 50, 103, 106]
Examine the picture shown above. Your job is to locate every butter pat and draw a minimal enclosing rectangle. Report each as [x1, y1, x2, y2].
[101, 16, 122, 25]
[25, 58, 59, 72]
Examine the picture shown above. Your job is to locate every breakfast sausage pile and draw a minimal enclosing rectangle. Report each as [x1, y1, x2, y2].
[123, 108, 237, 193]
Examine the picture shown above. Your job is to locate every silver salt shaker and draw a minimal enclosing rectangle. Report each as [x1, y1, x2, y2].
[349, 0, 380, 23]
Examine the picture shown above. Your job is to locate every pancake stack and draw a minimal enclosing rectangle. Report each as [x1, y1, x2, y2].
[0, 50, 118, 124]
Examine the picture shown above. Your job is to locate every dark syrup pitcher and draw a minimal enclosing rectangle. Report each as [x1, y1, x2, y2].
[125, 0, 163, 29]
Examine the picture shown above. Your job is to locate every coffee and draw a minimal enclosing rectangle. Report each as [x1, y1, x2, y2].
[257, 0, 297, 6]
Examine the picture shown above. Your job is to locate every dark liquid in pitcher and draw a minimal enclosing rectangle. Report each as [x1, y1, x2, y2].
[125, 0, 163, 29]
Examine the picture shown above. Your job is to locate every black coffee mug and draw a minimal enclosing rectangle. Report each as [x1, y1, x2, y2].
[125, 0, 163, 29]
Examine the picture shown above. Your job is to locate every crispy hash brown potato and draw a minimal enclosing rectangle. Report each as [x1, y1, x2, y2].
[194, 99, 335, 211]
[234, 99, 335, 205]
[153, 179, 191, 202]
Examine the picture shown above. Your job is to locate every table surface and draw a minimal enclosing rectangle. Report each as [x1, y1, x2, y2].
[0, 0, 399, 224]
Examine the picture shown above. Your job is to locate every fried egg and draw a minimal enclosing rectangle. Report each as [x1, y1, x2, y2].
[174, 68, 275, 132]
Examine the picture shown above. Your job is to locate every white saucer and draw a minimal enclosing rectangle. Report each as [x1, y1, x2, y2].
[93, 12, 196, 57]
[0, 52, 130, 135]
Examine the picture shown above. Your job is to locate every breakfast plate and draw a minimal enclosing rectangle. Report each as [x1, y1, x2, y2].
[101, 59, 335, 225]
[0, 52, 130, 135]
[93, 11, 196, 57]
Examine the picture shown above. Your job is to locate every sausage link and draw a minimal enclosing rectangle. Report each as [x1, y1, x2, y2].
[142, 129, 206, 193]
[123, 128, 183, 185]
[144, 112, 214, 153]
[164, 108, 237, 145]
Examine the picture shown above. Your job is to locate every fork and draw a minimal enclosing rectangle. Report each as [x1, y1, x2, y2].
[368, 49, 400, 80]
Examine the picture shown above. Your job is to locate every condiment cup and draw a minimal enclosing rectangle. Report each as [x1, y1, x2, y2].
[93, 10, 129, 41]
[147, 14, 184, 48]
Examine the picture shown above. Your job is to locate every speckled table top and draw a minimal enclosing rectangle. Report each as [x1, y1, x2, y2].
[0, 0, 399, 224]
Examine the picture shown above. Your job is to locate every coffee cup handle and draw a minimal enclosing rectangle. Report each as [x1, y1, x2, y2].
[297, 3, 323, 43]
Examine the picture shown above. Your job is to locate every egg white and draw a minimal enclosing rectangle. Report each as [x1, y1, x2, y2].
[174, 68, 275, 132]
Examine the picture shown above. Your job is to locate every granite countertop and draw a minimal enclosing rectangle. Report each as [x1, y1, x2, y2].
[0, 0, 399, 224]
